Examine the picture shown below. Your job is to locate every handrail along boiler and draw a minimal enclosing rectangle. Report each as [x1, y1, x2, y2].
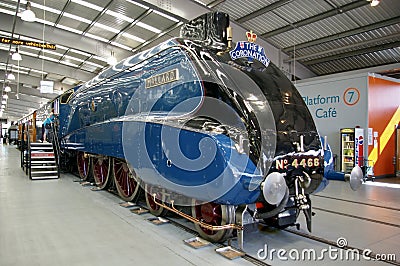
[34, 12, 328, 243]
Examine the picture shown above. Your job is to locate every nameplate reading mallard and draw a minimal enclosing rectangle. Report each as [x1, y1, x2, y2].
[145, 69, 179, 89]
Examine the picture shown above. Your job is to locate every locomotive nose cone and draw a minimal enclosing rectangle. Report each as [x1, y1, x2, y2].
[261, 172, 287, 205]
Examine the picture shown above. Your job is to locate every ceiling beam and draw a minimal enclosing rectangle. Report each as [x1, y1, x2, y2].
[0, 50, 94, 82]
[283, 16, 400, 53]
[0, 12, 132, 60]
[108, 9, 152, 43]
[1, 82, 58, 100]
[261, 0, 369, 39]
[285, 33, 400, 62]
[54, 0, 72, 26]
[2, 104, 33, 113]
[7, 94, 46, 106]
[236, 0, 293, 23]
[82, 0, 114, 35]
[207, 0, 226, 8]
[303, 41, 400, 66]
[132, 22, 182, 53]
[0, 69, 73, 91]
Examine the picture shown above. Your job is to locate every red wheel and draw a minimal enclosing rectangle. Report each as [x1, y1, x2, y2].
[92, 157, 111, 189]
[112, 158, 140, 202]
[145, 183, 168, 216]
[192, 200, 234, 242]
[77, 152, 91, 180]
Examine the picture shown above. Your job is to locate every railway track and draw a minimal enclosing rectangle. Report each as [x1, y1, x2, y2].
[122, 201, 399, 266]
[80, 179, 399, 265]
[312, 206, 400, 228]
[283, 228, 400, 266]
[313, 194, 400, 212]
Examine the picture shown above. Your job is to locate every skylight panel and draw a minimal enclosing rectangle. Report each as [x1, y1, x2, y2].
[30, 69, 47, 75]
[71, 0, 103, 11]
[93, 55, 108, 62]
[30, 2, 61, 14]
[106, 10, 134, 23]
[84, 61, 104, 68]
[56, 24, 84, 35]
[121, 32, 145, 43]
[136, 22, 161, 33]
[63, 12, 92, 24]
[125, 0, 149, 10]
[84, 33, 109, 42]
[34, 18, 55, 27]
[110, 41, 132, 50]
[93, 22, 120, 34]
[61, 61, 79, 67]
[64, 55, 85, 62]
[0, 8, 14, 16]
[70, 49, 91, 57]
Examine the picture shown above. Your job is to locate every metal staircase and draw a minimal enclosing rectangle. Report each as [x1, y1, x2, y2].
[20, 120, 60, 180]
[29, 142, 60, 180]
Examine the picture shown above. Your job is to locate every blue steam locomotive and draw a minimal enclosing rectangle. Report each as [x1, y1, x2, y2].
[28, 12, 333, 242]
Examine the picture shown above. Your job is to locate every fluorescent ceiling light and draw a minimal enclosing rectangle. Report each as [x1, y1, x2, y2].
[93, 23, 120, 33]
[63, 12, 91, 24]
[56, 44, 69, 50]
[106, 10, 134, 23]
[84, 33, 108, 42]
[34, 18, 55, 26]
[136, 22, 161, 33]
[43, 50, 64, 57]
[121, 32, 145, 43]
[110, 41, 132, 50]
[64, 55, 85, 62]
[10, 69, 29, 75]
[30, 2, 61, 14]
[0, 30, 12, 36]
[125, 0, 149, 10]
[93, 55, 108, 62]
[84, 61, 103, 68]
[0, 8, 14, 16]
[71, 0, 103, 11]
[61, 61, 79, 67]
[11, 65, 30, 71]
[19, 50, 38, 57]
[56, 24, 83, 35]
[39, 55, 59, 62]
[30, 69, 47, 75]
[70, 49, 91, 57]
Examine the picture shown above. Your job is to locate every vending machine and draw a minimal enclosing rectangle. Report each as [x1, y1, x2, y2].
[340, 128, 364, 174]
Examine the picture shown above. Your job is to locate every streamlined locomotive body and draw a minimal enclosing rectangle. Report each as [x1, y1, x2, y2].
[39, 12, 328, 242]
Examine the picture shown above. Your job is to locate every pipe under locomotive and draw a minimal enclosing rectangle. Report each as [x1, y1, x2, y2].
[50, 12, 324, 242]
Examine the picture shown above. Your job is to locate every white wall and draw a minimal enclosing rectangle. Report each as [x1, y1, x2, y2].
[295, 73, 369, 157]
